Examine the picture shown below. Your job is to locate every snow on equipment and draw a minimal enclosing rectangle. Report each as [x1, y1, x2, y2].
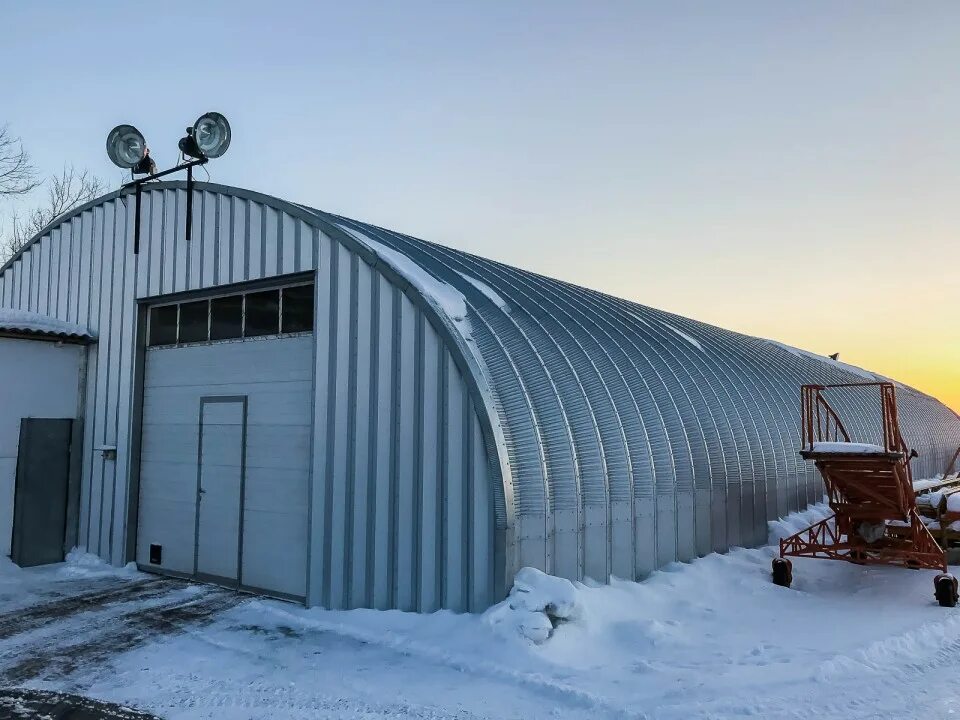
[773, 382, 958, 607]
[912, 445, 960, 552]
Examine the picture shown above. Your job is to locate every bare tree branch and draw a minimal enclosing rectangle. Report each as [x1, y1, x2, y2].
[2, 165, 104, 261]
[0, 124, 40, 197]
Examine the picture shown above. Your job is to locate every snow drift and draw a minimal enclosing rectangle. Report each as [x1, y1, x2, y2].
[483, 567, 583, 643]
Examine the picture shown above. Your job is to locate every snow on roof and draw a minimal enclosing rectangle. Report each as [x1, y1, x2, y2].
[810, 441, 889, 454]
[458, 272, 509, 311]
[662, 322, 703, 351]
[766, 340, 881, 381]
[336, 224, 469, 323]
[620, 312, 703, 351]
[0, 308, 92, 340]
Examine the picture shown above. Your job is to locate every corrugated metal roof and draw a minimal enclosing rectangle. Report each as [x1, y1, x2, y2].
[298, 201, 960, 577]
[0, 308, 93, 340]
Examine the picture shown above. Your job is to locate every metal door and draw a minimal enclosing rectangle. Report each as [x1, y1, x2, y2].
[194, 397, 247, 586]
[11, 418, 72, 567]
[138, 335, 312, 599]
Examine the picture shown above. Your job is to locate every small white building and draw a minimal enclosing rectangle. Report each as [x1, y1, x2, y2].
[0, 309, 91, 564]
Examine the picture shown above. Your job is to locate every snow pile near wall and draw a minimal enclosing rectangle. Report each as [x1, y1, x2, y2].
[483, 567, 583, 643]
[56, 548, 138, 579]
[767, 500, 833, 543]
[485, 501, 845, 645]
[0, 308, 92, 338]
[0, 556, 21, 579]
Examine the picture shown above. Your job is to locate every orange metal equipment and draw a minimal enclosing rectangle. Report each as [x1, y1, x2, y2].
[772, 382, 958, 607]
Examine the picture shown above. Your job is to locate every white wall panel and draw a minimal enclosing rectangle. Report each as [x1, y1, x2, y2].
[161, 189, 177, 295]
[231, 196, 246, 285]
[263, 205, 278, 278]
[148, 191, 163, 297]
[282, 213, 296, 275]
[217, 194, 231, 286]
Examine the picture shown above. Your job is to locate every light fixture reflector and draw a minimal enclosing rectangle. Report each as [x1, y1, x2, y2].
[106, 124, 147, 169]
[193, 112, 231, 158]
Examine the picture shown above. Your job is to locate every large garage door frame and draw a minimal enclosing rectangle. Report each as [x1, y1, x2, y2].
[126, 273, 315, 603]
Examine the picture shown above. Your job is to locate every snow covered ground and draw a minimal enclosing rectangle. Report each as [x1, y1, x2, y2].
[2, 506, 959, 719]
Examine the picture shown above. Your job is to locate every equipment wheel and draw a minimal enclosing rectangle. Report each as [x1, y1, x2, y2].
[935, 574, 959, 608]
[772, 558, 793, 588]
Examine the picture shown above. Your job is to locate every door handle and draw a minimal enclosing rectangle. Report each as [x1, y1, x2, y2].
[198, 488, 206, 495]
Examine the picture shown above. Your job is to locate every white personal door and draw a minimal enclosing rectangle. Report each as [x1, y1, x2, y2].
[195, 397, 246, 584]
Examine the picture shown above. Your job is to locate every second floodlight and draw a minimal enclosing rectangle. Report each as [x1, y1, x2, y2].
[194, 112, 231, 158]
[179, 112, 231, 160]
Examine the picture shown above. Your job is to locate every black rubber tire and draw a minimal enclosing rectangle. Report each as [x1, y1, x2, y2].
[935, 574, 958, 608]
[772, 558, 792, 588]
[849, 549, 867, 565]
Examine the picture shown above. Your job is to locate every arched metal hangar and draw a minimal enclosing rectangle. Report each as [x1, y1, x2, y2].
[1, 181, 957, 611]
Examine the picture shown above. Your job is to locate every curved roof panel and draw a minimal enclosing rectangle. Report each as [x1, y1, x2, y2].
[303, 204, 960, 579]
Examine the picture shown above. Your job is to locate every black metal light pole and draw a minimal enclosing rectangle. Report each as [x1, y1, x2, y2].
[122, 158, 208, 255]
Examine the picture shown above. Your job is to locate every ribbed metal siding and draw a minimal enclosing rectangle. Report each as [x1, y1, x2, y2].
[309, 214, 960, 586]
[308, 233, 495, 611]
[0, 199, 137, 565]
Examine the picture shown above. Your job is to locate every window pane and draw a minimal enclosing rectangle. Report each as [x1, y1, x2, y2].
[178, 300, 209, 343]
[149, 305, 178, 346]
[211, 295, 243, 340]
[282, 284, 314, 333]
[244, 289, 279, 337]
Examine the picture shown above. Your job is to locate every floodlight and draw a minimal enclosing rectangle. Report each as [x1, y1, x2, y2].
[106, 124, 147, 169]
[179, 112, 231, 160]
[111, 113, 233, 255]
[194, 112, 231, 158]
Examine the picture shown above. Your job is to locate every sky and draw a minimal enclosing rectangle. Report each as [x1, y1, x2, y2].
[2, 1, 958, 412]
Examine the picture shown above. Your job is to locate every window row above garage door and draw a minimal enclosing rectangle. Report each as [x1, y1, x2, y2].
[148, 281, 314, 346]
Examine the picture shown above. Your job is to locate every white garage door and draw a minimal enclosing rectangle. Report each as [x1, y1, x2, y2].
[136, 282, 314, 600]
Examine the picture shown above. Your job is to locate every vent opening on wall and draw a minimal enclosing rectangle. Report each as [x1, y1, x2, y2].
[149, 544, 162, 565]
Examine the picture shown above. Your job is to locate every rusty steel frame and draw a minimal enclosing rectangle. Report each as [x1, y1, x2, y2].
[783, 382, 947, 573]
[780, 511, 945, 570]
[800, 382, 909, 459]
